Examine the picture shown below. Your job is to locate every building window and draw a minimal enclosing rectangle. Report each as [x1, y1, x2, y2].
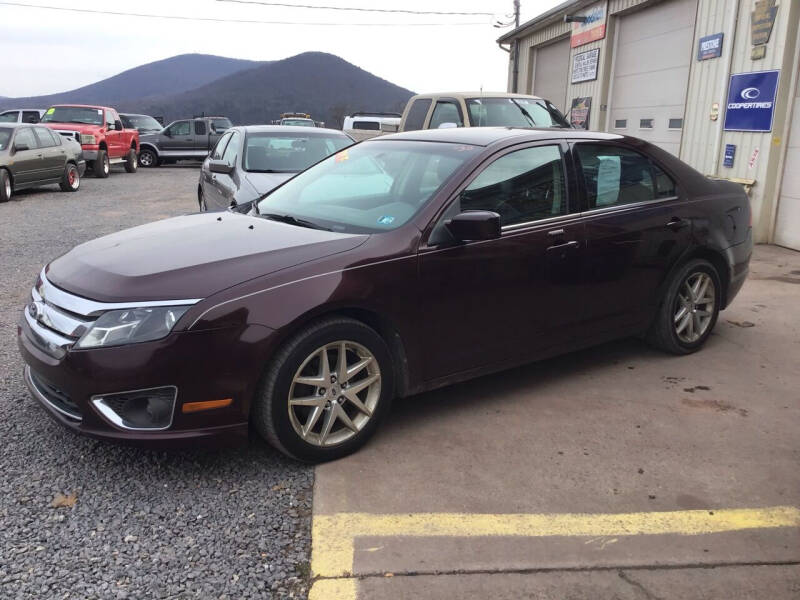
[639, 118, 654, 129]
[668, 118, 683, 130]
[614, 119, 627, 129]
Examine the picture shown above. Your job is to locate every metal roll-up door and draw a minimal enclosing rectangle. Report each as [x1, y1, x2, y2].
[532, 37, 570, 112]
[608, 0, 697, 156]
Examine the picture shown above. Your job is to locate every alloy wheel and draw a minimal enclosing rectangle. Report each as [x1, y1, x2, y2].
[140, 152, 153, 167]
[288, 341, 381, 447]
[103, 156, 109, 174]
[68, 167, 79, 189]
[674, 272, 715, 343]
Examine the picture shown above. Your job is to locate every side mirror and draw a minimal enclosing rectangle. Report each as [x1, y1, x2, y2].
[445, 211, 501, 242]
[437, 122, 459, 129]
[209, 159, 234, 175]
[14, 142, 30, 152]
[115, 120, 123, 131]
[163, 128, 172, 137]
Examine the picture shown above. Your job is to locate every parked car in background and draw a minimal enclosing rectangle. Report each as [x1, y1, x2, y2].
[0, 123, 85, 201]
[198, 125, 353, 212]
[18, 127, 751, 461]
[138, 116, 232, 167]
[40, 104, 139, 178]
[277, 113, 323, 127]
[120, 113, 163, 135]
[399, 92, 570, 131]
[343, 112, 401, 142]
[0, 109, 46, 124]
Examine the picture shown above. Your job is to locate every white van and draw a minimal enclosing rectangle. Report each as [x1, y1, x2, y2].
[343, 112, 401, 141]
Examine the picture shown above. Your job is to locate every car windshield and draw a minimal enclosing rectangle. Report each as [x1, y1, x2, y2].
[256, 140, 479, 233]
[282, 119, 315, 127]
[41, 106, 103, 125]
[211, 118, 232, 132]
[466, 97, 570, 128]
[244, 131, 352, 173]
[122, 114, 162, 132]
[0, 128, 11, 150]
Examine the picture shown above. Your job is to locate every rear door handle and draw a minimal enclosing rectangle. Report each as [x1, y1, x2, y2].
[666, 217, 689, 231]
[547, 240, 580, 250]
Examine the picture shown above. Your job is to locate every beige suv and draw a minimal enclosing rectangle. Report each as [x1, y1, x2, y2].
[398, 92, 570, 132]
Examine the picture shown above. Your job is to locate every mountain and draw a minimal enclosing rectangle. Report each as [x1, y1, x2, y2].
[0, 54, 262, 110]
[129, 52, 415, 128]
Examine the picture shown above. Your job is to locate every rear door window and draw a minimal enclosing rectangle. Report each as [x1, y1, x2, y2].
[33, 127, 58, 147]
[575, 144, 678, 209]
[404, 99, 432, 131]
[194, 120, 207, 135]
[22, 111, 41, 123]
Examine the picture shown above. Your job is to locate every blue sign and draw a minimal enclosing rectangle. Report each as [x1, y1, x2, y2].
[723, 144, 736, 168]
[697, 33, 723, 60]
[724, 70, 780, 132]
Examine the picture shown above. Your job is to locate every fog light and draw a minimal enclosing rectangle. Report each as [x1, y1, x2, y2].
[91, 386, 177, 431]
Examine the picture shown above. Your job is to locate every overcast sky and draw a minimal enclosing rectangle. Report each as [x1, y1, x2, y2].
[0, 0, 563, 97]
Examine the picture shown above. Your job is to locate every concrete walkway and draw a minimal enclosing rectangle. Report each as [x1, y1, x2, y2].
[310, 245, 800, 599]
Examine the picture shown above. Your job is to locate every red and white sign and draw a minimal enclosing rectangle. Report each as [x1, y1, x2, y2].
[748, 147, 760, 169]
[571, 1, 608, 48]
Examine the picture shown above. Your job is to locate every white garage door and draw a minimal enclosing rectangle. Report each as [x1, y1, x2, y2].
[532, 37, 570, 112]
[775, 78, 800, 251]
[608, 0, 697, 156]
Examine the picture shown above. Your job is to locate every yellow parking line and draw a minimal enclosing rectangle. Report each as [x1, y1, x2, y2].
[309, 506, 800, 598]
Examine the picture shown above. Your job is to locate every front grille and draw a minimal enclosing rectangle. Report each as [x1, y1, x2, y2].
[28, 369, 82, 421]
[28, 275, 97, 348]
[55, 130, 81, 143]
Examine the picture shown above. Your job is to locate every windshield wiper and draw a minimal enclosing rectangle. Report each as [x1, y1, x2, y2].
[509, 99, 536, 127]
[260, 212, 331, 231]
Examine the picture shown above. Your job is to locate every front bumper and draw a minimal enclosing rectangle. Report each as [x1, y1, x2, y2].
[81, 148, 98, 161]
[17, 312, 276, 449]
[77, 159, 86, 177]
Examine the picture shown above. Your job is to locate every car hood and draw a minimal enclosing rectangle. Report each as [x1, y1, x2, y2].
[41, 122, 102, 134]
[241, 171, 295, 200]
[139, 132, 161, 142]
[46, 212, 368, 303]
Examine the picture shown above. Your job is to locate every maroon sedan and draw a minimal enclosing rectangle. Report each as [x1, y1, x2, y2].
[18, 127, 752, 462]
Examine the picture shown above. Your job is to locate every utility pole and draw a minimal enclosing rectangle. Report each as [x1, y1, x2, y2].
[512, 0, 521, 93]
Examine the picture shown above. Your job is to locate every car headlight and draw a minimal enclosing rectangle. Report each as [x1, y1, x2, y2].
[80, 134, 96, 145]
[75, 306, 189, 349]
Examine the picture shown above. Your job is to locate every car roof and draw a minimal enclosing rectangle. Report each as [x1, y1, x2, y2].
[233, 125, 349, 135]
[1, 108, 45, 112]
[408, 92, 545, 101]
[371, 127, 623, 147]
[51, 104, 113, 111]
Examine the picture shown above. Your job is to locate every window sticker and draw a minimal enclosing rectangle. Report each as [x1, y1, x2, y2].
[377, 215, 395, 225]
[45, 108, 54, 115]
[334, 149, 349, 163]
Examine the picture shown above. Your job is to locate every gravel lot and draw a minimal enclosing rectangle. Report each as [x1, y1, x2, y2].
[0, 166, 313, 599]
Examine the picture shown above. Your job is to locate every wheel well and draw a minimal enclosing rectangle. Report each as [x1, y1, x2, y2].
[130, 141, 137, 149]
[677, 248, 730, 308]
[99, 141, 107, 151]
[139, 143, 158, 155]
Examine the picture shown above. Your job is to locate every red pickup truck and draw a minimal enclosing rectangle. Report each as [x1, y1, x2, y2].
[41, 104, 139, 178]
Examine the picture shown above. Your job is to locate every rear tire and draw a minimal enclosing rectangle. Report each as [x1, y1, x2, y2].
[124, 149, 138, 173]
[139, 148, 157, 168]
[94, 149, 110, 178]
[252, 317, 394, 462]
[59, 163, 80, 192]
[0, 169, 11, 202]
[647, 259, 721, 355]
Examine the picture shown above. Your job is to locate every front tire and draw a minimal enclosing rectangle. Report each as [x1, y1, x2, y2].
[0, 169, 11, 202]
[94, 149, 110, 178]
[124, 149, 138, 173]
[647, 259, 721, 355]
[198, 187, 207, 211]
[59, 163, 80, 192]
[252, 317, 394, 462]
[139, 148, 157, 168]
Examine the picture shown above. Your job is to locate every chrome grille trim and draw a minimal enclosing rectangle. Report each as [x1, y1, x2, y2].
[24, 308, 74, 356]
[37, 269, 202, 318]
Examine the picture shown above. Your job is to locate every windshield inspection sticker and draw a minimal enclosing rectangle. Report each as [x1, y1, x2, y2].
[45, 108, 54, 115]
[335, 149, 349, 163]
[377, 216, 395, 226]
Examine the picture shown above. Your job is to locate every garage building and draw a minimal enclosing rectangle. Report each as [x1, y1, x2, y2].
[498, 0, 800, 249]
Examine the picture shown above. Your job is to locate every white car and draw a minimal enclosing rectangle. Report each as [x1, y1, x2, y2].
[0, 109, 46, 124]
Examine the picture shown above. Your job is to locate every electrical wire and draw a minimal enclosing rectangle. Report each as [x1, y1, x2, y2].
[215, 0, 494, 17]
[0, 1, 488, 26]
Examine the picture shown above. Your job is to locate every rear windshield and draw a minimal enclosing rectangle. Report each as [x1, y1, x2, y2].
[211, 118, 232, 132]
[0, 128, 11, 150]
[244, 131, 352, 172]
[282, 119, 315, 127]
[466, 97, 570, 128]
[41, 106, 103, 126]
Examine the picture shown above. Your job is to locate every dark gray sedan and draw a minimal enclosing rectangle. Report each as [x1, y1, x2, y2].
[0, 123, 85, 202]
[198, 125, 353, 212]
